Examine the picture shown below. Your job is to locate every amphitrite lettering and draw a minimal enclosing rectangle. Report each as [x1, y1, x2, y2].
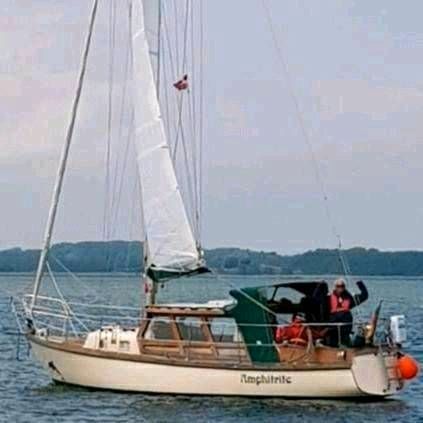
[240, 374, 292, 386]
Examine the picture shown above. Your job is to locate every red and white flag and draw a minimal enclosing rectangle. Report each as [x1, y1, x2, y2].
[173, 74, 189, 91]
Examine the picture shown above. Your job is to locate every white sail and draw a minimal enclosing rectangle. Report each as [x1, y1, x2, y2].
[130, 0, 203, 278]
[142, 0, 160, 85]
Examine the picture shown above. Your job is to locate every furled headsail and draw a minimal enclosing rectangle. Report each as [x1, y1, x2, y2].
[142, 0, 160, 85]
[130, 0, 207, 281]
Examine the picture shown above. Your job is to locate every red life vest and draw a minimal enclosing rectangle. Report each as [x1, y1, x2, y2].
[330, 293, 351, 314]
[275, 318, 306, 344]
[275, 319, 328, 344]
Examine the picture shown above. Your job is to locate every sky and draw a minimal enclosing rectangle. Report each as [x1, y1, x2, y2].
[1, 0, 423, 254]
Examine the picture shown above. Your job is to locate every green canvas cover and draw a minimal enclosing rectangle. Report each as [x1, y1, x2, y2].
[228, 287, 279, 363]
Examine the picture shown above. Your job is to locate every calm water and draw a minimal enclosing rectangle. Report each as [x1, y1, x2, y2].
[0, 274, 421, 422]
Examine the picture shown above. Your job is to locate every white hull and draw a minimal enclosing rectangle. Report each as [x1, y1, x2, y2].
[30, 338, 402, 398]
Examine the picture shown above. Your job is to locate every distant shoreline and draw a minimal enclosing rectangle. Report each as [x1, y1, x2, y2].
[1, 241, 423, 276]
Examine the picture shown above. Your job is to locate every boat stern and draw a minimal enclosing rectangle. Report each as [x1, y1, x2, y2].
[352, 350, 405, 396]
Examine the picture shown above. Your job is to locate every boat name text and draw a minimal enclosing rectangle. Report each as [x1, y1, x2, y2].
[240, 374, 292, 385]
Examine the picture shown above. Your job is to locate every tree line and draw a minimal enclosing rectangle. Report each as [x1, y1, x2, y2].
[1, 242, 423, 276]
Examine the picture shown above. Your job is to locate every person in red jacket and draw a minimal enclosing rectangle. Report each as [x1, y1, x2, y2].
[327, 278, 368, 346]
[275, 313, 328, 346]
[275, 313, 308, 345]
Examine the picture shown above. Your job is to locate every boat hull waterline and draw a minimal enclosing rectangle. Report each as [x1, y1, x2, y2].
[29, 337, 402, 398]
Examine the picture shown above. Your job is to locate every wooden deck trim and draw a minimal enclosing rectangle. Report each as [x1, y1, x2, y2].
[28, 334, 361, 371]
[146, 307, 225, 317]
[140, 339, 246, 350]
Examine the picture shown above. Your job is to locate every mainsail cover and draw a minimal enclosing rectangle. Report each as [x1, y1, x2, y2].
[130, 0, 204, 279]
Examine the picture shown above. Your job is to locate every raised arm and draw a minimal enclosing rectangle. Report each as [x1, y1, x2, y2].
[351, 280, 368, 308]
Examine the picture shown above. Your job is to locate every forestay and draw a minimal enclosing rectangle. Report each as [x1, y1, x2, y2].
[130, 0, 205, 280]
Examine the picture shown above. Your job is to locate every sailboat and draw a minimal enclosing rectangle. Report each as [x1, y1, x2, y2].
[22, 0, 419, 397]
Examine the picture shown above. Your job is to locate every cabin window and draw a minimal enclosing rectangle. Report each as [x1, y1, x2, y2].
[144, 317, 175, 340]
[209, 318, 240, 343]
[176, 317, 208, 342]
[119, 340, 130, 351]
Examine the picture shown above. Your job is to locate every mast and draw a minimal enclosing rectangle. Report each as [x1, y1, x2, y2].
[143, 242, 156, 306]
[30, 0, 99, 310]
[142, 0, 161, 306]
